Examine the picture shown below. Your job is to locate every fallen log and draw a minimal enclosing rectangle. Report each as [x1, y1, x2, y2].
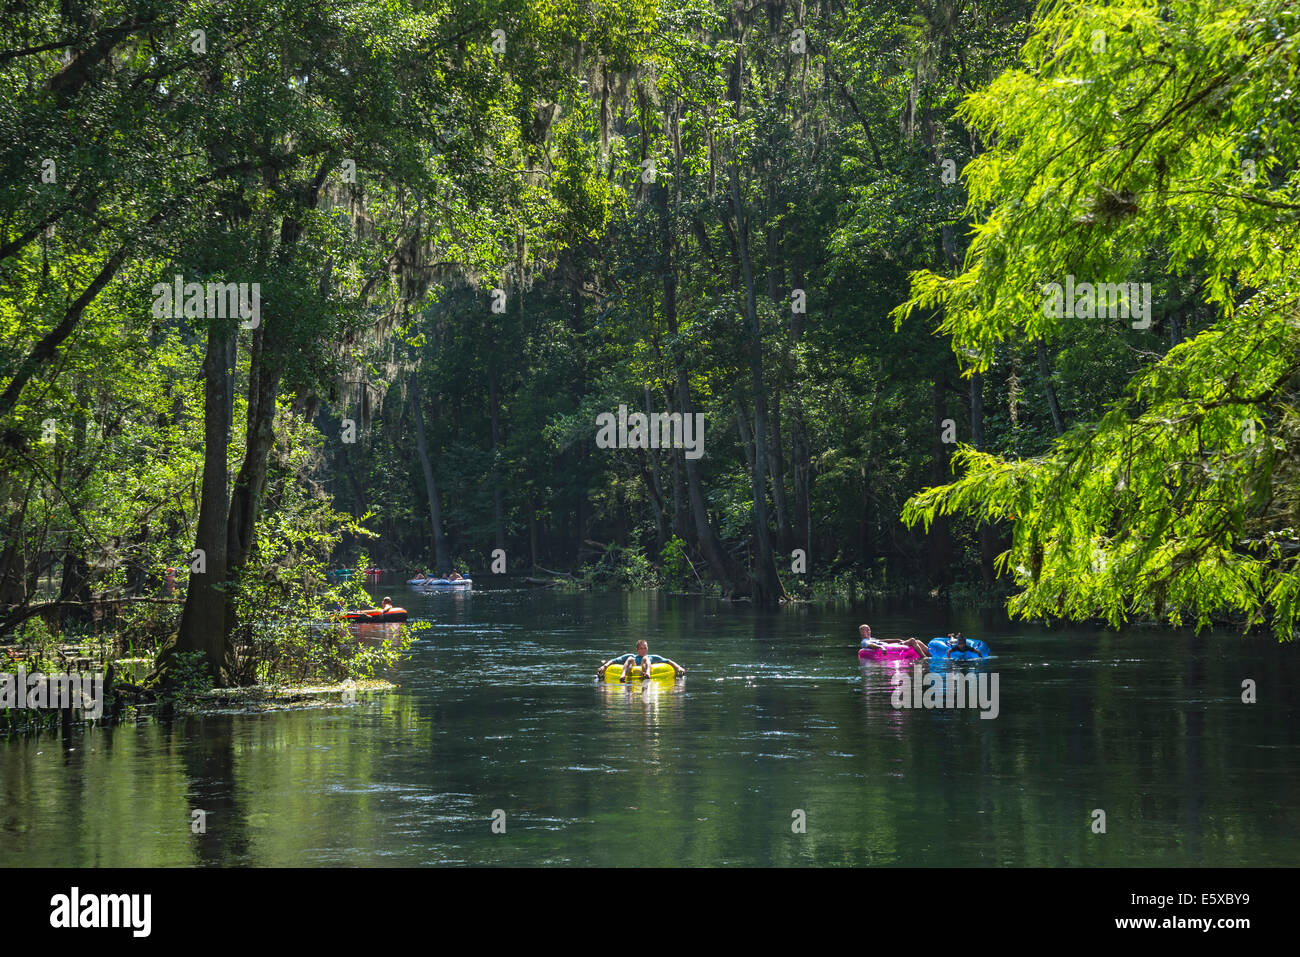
[532, 565, 574, 579]
[0, 596, 183, 635]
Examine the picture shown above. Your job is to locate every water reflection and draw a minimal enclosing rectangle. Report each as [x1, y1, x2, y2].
[1, 590, 1297, 866]
[858, 659, 917, 739]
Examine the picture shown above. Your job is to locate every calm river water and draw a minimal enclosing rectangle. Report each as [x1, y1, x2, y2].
[1, 587, 1297, 866]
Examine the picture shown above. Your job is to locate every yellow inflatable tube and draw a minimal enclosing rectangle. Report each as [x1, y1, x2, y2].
[603, 662, 677, 681]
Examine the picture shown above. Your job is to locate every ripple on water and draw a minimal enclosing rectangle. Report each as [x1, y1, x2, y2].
[5, 590, 1298, 867]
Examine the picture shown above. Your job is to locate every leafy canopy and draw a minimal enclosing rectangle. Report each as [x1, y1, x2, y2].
[896, 0, 1300, 636]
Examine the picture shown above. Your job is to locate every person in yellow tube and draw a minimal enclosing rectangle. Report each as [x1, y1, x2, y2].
[597, 640, 687, 681]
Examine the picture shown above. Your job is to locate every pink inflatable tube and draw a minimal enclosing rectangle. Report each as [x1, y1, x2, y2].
[858, 645, 921, 662]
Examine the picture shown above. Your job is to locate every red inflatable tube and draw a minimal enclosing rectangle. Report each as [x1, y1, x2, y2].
[339, 607, 407, 623]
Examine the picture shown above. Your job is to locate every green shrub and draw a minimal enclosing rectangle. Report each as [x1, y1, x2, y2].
[659, 536, 694, 591]
[581, 543, 660, 590]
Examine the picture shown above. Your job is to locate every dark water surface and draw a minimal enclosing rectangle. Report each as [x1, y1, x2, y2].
[2, 587, 1297, 866]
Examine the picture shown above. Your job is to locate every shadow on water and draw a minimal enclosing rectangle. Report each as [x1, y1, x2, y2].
[176, 716, 251, 866]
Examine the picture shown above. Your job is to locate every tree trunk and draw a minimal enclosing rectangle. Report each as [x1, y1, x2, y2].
[166, 321, 234, 681]
[729, 159, 785, 606]
[768, 388, 791, 554]
[1036, 339, 1066, 437]
[0, 478, 34, 607]
[643, 386, 667, 552]
[488, 368, 507, 553]
[528, 494, 541, 569]
[859, 464, 873, 568]
[971, 371, 997, 586]
[859, 372, 882, 569]
[665, 384, 688, 540]
[225, 324, 281, 601]
[789, 261, 811, 569]
[927, 378, 955, 588]
[411, 377, 451, 575]
[734, 394, 757, 475]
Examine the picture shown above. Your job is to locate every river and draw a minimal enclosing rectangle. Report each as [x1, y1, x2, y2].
[1, 586, 1296, 866]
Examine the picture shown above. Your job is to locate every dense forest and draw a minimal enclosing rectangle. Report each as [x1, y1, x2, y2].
[2, 0, 1297, 685]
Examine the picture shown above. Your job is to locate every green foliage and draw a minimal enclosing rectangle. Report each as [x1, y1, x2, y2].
[659, 535, 694, 591]
[257, 0, 1048, 601]
[18, 617, 57, 672]
[226, 411, 415, 683]
[9, 0, 1285, 659]
[157, 651, 215, 708]
[899, 0, 1300, 637]
[581, 543, 660, 589]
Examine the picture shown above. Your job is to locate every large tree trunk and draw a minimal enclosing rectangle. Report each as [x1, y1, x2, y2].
[165, 321, 234, 681]
[768, 388, 791, 554]
[171, 171, 323, 685]
[58, 548, 91, 608]
[225, 323, 281, 606]
[788, 260, 811, 569]
[0, 477, 34, 608]
[411, 376, 451, 576]
[764, 150, 792, 557]
[54, 382, 93, 629]
[729, 160, 785, 606]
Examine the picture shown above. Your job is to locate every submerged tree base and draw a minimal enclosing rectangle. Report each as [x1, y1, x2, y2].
[189, 679, 396, 714]
[0, 677, 397, 737]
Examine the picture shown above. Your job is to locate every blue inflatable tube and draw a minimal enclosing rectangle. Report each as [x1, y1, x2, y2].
[927, 636, 991, 659]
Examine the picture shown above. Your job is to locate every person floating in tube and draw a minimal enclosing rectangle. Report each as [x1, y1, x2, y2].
[380, 597, 394, 614]
[447, 571, 463, 581]
[598, 639, 686, 682]
[859, 624, 931, 658]
[943, 632, 986, 658]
